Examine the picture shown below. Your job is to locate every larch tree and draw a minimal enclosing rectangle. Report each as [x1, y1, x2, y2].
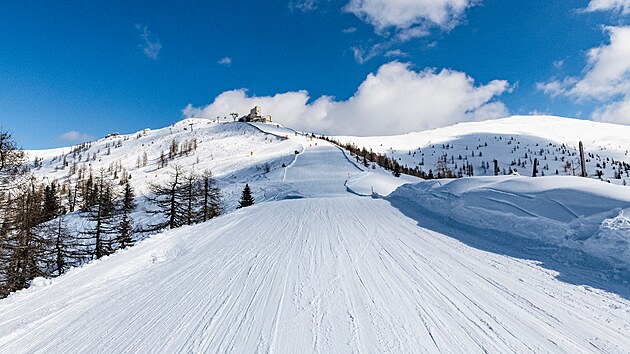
[147, 165, 186, 230]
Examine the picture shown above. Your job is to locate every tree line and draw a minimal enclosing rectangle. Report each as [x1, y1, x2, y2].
[319, 136, 433, 179]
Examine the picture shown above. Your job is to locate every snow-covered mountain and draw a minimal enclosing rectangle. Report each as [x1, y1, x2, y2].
[27, 119, 302, 209]
[337, 115, 630, 184]
[2, 115, 630, 352]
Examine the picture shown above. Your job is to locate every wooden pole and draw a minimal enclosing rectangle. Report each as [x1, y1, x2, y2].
[579, 141, 587, 177]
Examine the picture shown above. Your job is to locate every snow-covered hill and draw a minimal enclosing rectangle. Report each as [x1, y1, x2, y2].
[27, 119, 301, 207]
[337, 115, 630, 185]
[2, 115, 630, 352]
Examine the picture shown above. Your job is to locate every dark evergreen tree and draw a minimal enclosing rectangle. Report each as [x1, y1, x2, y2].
[200, 170, 222, 222]
[81, 172, 117, 259]
[42, 182, 61, 222]
[392, 163, 401, 177]
[238, 184, 254, 209]
[116, 181, 136, 249]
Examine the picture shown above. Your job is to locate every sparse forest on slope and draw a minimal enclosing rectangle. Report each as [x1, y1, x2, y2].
[336, 116, 630, 185]
[0, 120, 300, 297]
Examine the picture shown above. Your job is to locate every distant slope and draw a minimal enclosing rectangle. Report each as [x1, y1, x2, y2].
[337, 115, 630, 185]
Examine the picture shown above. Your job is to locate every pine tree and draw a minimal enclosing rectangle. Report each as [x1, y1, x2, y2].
[238, 184, 254, 209]
[200, 170, 222, 222]
[42, 182, 61, 222]
[392, 163, 401, 177]
[116, 181, 136, 249]
[81, 172, 117, 259]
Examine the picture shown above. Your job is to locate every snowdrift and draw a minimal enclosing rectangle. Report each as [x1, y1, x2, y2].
[388, 176, 630, 267]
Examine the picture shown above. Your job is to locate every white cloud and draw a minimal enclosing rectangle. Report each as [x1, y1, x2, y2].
[135, 24, 162, 60]
[528, 109, 551, 116]
[218, 57, 232, 66]
[592, 98, 630, 123]
[344, 0, 476, 37]
[585, 0, 630, 14]
[552, 59, 564, 69]
[384, 49, 408, 57]
[343, 0, 475, 63]
[396, 26, 431, 41]
[342, 27, 358, 33]
[535, 77, 578, 98]
[351, 45, 382, 64]
[58, 131, 94, 143]
[183, 61, 510, 136]
[570, 26, 630, 100]
[289, 0, 318, 12]
[537, 26, 630, 124]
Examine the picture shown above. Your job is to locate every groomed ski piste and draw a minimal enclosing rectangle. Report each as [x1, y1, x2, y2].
[1, 118, 630, 353]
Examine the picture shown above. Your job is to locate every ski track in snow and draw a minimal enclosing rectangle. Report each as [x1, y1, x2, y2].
[1, 122, 629, 353]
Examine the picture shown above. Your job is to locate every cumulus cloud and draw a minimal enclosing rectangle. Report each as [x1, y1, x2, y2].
[592, 98, 630, 123]
[344, 0, 476, 36]
[58, 131, 94, 143]
[585, 0, 630, 14]
[183, 61, 510, 136]
[342, 0, 476, 63]
[571, 26, 630, 100]
[537, 26, 630, 124]
[217, 57, 232, 66]
[135, 24, 162, 60]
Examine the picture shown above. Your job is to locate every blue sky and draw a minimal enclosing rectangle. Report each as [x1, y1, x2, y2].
[1, 0, 630, 148]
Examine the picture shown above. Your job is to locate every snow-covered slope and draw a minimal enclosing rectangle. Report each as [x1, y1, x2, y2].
[2, 116, 630, 352]
[337, 115, 630, 185]
[2, 197, 629, 352]
[389, 176, 630, 267]
[27, 119, 300, 201]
